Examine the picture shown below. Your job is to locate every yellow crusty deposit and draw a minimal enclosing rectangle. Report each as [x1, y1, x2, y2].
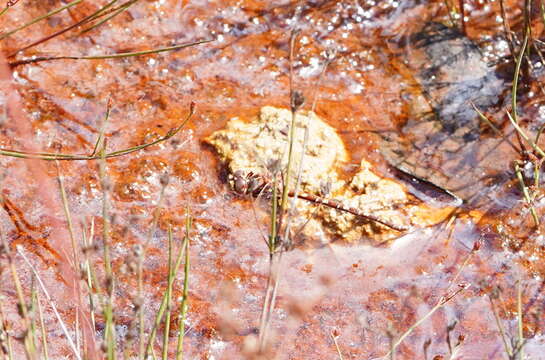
[204, 106, 453, 243]
[204, 106, 347, 196]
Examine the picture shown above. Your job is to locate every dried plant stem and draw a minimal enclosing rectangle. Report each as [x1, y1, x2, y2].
[82, 220, 97, 333]
[331, 331, 344, 360]
[175, 213, 192, 360]
[511, 27, 529, 125]
[56, 162, 81, 269]
[278, 30, 301, 226]
[385, 286, 468, 358]
[472, 103, 520, 153]
[0, 102, 195, 161]
[0, 297, 14, 360]
[17, 248, 82, 360]
[99, 144, 116, 360]
[142, 183, 171, 358]
[516, 280, 524, 360]
[514, 162, 540, 226]
[489, 296, 513, 357]
[258, 29, 301, 352]
[161, 226, 175, 360]
[499, 0, 516, 58]
[385, 241, 479, 358]
[79, 0, 138, 35]
[35, 289, 49, 360]
[9, 40, 213, 67]
[29, 280, 39, 357]
[507, 112, 545, 157]
[0, 7, 9, 18]
[0, 0, 84, 41]
[0, 216, 36, 358]
[7, 0, 123, 57]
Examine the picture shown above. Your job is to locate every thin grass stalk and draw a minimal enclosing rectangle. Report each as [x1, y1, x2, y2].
[257, 263, 275, 351]
[0, 303, 14, 360]
[1, 234, 35, 357]
[278, 30, 300, 225]
[499, 0, 516, 58]
[388, 328, 395, 360]
[28, 279, 39, 359]
[283, 123, 308, 244]
[0, 298, 14, 360]
[269, 177, 278, 255]
[75, 309, 81, 357]
[507, 112, 545, 157]
[161, 226, 175, 360]
[145, 224, 189, 358]
[17, 248, 82, 360]
[141, 182, 170, 359]
[257, 178, 278, 350]
[8, 0, 122, 57]
[385, 287, 468, 358]
[508, 5, 531, 156]
[0, 217, 32, 359]
[511, 20, 529, 125]
[79, 0, 138, 34]
[311, 50, 335, 112]
[82, 220, 97, 333]
[259, 251, 283, 351]
[137, 250, 144, 360]
[516, 280, 524, 360]
[0, 0, 20, 18]
[175, 213, 191, 360]
[9, 40, 213, 67]
[82, 0, 122, 23]
[472, 103, 520, 153]
[331, 331, 343, 360]
[514, 162, 539, 226]
[258, 29, 301, 352]
[91, 99, 112, 157]
[0, 0, 85, 41]
[0, 101, 195, 161]
[35, 289, 49, 360]
[56, 161, 81, 270]
[490, 296, 513, 357]
[385, 241, 478, 358]
[57, 161, 92, 355]
[99, 143, 116, 360]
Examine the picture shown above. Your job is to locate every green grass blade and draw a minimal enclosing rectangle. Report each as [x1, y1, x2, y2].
[79, 0, 138, 34]
[0, 0, 85, 41]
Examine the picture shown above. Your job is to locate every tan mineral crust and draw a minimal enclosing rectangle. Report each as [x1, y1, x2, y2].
[205, 106, 451, 243]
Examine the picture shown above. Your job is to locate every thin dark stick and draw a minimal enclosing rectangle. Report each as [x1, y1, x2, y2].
[293, 191, 409, 231]
[232, 172, 409, 232]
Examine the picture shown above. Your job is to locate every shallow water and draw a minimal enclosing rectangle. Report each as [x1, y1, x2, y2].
[0, 0, 544, 358]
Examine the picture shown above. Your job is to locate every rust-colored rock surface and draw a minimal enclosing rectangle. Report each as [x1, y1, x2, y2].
[0, 0, 544, 359]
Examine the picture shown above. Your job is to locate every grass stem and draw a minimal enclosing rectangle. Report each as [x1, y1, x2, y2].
[9, 40, 213, 67]
[17, 248, 82, 360]
[175, 212, 192, 360]
[0, 102, 195, 161]
[0, 0, 85, 41]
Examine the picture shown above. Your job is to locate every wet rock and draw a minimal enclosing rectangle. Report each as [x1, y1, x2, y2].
[205, 106, 455, 243]
[410, 22, 506, 136]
